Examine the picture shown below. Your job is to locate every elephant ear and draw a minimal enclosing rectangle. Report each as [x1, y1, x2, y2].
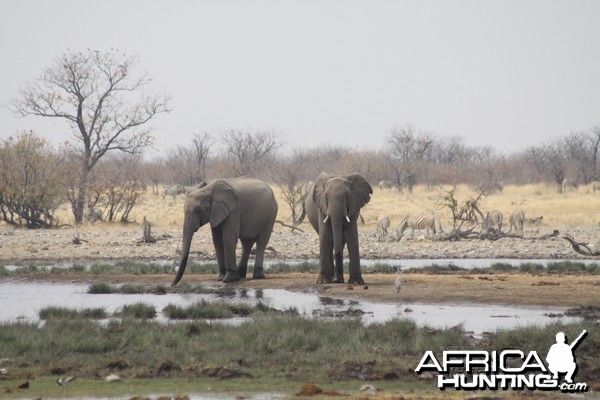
[210, 180, 238, 228]
[345, 173, 373, 216]
[187, 181, 207, 195]
[313, 172, 331, 216]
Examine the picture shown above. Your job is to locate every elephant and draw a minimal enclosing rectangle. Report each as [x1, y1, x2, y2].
[304, 172, 373, 284]
[172, 177, 278, 285]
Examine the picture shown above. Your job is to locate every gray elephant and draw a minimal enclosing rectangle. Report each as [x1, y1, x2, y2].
[304, 173, 373, 284]
[172, 177, 278, 285]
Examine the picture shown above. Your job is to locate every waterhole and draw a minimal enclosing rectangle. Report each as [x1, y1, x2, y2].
[0, 279, 576, 337]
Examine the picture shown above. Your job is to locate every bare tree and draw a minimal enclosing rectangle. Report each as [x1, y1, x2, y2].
[271, 150, 310, 224]
[545, 141, 569, 192]
[437, 187, 486, 239]
[88, 154, 146, 223]
[191, 132, 212, 181]
[383, 126, 433, 191]
[10, 49, 170, 222]
[221, 129, 281, 177]
[591, 126, 600, 181]
[565, 129, 600, 184]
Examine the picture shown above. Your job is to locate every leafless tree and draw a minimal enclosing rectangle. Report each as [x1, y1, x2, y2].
[87, 154, 145, 223]
[383, 126, 433, 192]
[270, 150, 310, 224]
[221, 129, 281, 177]
[191, 132, 212, 181]
[10, 49, 170, 222]
[565, 129, 599, 184]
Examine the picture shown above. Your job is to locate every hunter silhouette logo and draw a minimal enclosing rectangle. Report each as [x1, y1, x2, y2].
[415, 329, 589, 392]
[546, 330, 586, 384]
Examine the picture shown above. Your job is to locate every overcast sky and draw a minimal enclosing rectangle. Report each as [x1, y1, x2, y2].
[1, 0, 599, 156]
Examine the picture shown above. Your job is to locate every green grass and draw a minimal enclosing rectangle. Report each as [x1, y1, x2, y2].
[38, 306, 108, 320]
[117, 302, 157, 319]
[0, 315, 596, 398]
[161, 300, 281, 319]
[3, 260, 599, 278]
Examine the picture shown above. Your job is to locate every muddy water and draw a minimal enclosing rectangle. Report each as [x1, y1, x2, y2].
[0, 279, 576, 337]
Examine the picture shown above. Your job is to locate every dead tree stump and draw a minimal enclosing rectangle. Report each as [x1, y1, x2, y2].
[139, 217, 157, 244]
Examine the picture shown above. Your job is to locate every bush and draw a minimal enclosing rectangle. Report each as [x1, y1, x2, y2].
[0, 132, 65, 228]
[88, 282, 114, 294]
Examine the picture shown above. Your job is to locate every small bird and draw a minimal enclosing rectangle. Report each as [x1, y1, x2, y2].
[57, 376, 76, 387]
[395, 266, 403, 294]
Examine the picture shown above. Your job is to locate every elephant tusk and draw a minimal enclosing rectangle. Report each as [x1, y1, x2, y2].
[346, 215, 350, 222]
[323, 215, 330, 223]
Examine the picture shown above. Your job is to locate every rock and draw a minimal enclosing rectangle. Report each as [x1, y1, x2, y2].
[105, 373, 121, 383]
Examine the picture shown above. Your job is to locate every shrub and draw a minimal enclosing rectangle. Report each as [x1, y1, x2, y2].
[118, 303, 157, 319]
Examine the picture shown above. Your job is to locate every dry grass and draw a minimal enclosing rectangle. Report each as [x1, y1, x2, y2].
[47, 183, 600, 232]
[339, 182, 600, 230]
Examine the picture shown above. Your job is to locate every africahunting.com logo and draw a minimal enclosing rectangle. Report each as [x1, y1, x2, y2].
[415, 330, 588, 392]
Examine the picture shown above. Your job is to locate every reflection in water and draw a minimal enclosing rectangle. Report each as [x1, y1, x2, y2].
[0, 279, 578, 337]
[319, 296, 345, 306]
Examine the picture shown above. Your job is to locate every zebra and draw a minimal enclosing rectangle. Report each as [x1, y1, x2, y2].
[482, 210, 503, 233]
[396, 215, 436, 239]
[378, 180, 394, 191]
[162, 184, 186, 202]
[376, 215, 391, 241]
[508, 209, 525, 237]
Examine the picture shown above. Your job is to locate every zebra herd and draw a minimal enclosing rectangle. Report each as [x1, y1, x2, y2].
[375, 209, 527, 241]
[376, 215, 438, 242]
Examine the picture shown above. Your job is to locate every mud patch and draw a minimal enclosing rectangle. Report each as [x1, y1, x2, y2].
[564, 305, 600, 321]
[328, 360, 398, 381]
[156, 361, 182, 377]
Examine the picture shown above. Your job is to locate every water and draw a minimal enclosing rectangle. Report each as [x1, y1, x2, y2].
[267, 258, 599, 269]
[0, 279, 576, 337]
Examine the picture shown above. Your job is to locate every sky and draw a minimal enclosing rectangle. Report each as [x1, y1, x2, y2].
[1, 0, 599, 156]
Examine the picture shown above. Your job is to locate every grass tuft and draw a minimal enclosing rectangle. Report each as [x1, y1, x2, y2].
[88, 282, 114, 294]
[118, 303, 157, 319]
[39, 306, 108, 320]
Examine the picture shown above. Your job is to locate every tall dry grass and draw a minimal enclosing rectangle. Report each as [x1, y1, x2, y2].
[49, 182, 599, 232]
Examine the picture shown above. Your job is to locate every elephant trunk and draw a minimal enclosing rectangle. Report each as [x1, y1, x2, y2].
[331, 214, 345, 277]
[172, 218, 195, 286]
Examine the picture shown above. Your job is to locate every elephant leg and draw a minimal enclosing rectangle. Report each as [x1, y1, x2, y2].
[211, 227, 227, 281]
[221, 229, 240, 283]
[252, 226, 273, 279]
[346, 222, 364, 285]
[316, 226, 334, 284]
[237, 239, 254, 278]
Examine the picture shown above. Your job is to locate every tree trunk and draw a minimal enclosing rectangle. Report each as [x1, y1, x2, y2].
[72, 161, 91, 223]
